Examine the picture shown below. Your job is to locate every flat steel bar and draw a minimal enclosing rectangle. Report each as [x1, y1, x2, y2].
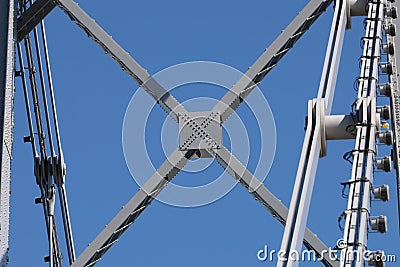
[31, 20, 56, 157]
[54, 0, 186, 122]
[71, 148, 195, 267]
[316, 0, 347, 114]
[17, 0, 56, 41]
[212, 0, 334, 123]
[277, 99, 322, 267]
[209, 146, 339, 267]
[57, 183, 75, 264]
[278, 2, 347, 266]
[0, 0, 15, 265]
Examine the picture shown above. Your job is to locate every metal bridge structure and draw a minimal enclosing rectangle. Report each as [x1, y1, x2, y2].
[1, 0, 400, 266]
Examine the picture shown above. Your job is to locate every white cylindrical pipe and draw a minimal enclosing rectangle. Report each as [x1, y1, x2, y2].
[325, 115, 356, 140]
[348, 0, 368, 16]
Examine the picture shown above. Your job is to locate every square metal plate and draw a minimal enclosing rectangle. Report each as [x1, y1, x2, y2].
[178, 111, 222, 152]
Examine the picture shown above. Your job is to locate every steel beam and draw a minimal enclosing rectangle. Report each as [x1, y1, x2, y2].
[212, 0, 334, 123]
[209, 146, 339, 267]
[71, 148, 195, 267]
[52, 0, 222, 150]
[0, 0, 15, 265]
[316, 0, 347, 114]
[385, 0, 400, 230]
[278, 99, 323, 267]
[278, 1, 347, 266]
[53, 0, 185, 122]
[339, 2, 382, 266]
[17, 0, 56, 42]
[37, 1, 342, 266]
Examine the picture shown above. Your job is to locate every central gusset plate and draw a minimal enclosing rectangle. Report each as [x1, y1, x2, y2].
[178, 111, 222, 157]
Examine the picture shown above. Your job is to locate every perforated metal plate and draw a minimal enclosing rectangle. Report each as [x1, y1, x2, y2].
[178, 111, 222, 153]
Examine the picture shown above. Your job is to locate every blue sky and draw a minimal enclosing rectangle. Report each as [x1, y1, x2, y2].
[9, 0, 400, 266]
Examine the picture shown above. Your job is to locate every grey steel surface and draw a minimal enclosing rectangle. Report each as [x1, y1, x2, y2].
[179, 111, 222, 151]
[339, 2, 382, 266]
[71, 148, 195, 267]
[0, 0, 15, 265]
[16, 0, 55, 41]
[385, 0, 400, 230]
[212, 0, 334, 123]
[278, 1, 346, 266]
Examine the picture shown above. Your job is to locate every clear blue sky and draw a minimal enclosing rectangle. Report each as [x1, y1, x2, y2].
[9, 0, 400, 266]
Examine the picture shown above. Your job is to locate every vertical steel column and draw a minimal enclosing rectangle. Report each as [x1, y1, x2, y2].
[384, 0, 400, 230]
[0, 0, 15, 266]
[339, 1, 383, 266]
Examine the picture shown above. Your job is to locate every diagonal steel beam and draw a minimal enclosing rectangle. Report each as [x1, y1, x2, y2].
[208, 146, 339, 267]
[71, 148, 196, 267]
[278, 1, 347, 266]
[212, 0, 334, 123]
[53, 0, 186, 122]
[73, 144, 339, 267]
[17, 0, 56, 42]
[31, 0, 219, 150]
[278, 98, 323, 267]
[27, 2, 341, 266]
[54, 0, 337, 159]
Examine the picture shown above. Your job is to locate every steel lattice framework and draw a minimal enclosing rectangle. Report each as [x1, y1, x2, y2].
[1, 0, 400, 266]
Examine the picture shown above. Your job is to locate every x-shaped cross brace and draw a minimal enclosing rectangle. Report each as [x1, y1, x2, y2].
[16, 0, 339, 266]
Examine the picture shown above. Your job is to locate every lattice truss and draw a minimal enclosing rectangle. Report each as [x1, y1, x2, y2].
[0, 0, 399, 266]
